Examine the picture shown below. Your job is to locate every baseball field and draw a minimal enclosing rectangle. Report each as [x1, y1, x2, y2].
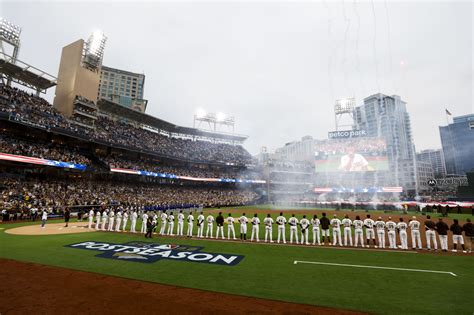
[1, 205, 472, 314]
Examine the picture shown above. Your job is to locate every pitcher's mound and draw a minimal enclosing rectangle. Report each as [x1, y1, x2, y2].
[5, 222, 96, 235]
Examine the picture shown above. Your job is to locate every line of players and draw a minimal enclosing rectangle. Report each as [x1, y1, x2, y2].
[87, 208, 472, 253]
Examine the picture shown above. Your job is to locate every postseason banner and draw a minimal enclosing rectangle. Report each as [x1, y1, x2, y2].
[0, 152, 87, 171]
[314, 138, 389, 173]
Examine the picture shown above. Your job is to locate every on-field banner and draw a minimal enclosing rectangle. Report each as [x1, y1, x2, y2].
[314, 137, 388, 172]
[66, 241, 244, 266]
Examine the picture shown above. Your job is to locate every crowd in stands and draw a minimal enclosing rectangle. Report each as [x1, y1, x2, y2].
[0, 135, 90, 165]
[0, 178, 259, 219]
[0, 84, 252, 165]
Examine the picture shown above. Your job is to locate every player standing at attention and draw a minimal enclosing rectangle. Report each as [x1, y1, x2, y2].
[251, 214, 260, 242]
[88, 208, 95, 229]
[341, 215, 353, 246]
[206, 213, 215, 238]
[330, 215, 342, 246]
[320, 213, 331, 245]
[385, 217, 397, 249]
[276, 212, 287, 244]
[300, 215, 310, 245]
[215, 212, 225, 239]
[101, 210, 108, 231]
[450, 219, 466, 253]
[197, 212, 205, 238]
[462, 218, 473, 253]
[409, 216, 422, 250]
[424, 215, 437, 250]
[239, 213, 249, 241]
[140, 211, 147, 234]
[159, 211, 168, 235]
[167, 212, 175, 236]
[130, 210, 138, 233]
[107, 209, 115, 231]
[115, 210, 122, 232]
[186, 212, 194, 237]
[122, 209, 129, 232]
[177, 210, 185, 236]
[397, 218, 408, 249]
[374, 217, 386, 248]
[227, 213, 237, 240]
[364, 214, 376, 248]
[95, 210, 101, 231]
[435, 218, 449, 251]
[288, 214, 299, 244]
[353, 216, 364, 247]
[41, 208, 48, 228]
[311, 214, 321, 245]
[263, 214, 274, 243]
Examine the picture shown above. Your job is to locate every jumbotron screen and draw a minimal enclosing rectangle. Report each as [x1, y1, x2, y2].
[314, 138, 389, 172]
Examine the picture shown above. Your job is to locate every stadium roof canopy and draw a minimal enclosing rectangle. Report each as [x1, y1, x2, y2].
[0, 53, 57, 92]
[98, 98, 248, 143]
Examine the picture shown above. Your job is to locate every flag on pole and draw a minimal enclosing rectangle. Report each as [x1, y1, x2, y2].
[445, 109, 452, 115]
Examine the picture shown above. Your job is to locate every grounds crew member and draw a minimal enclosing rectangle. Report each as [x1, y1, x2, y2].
[374, 217, 386, 248]
[288, 214, 299, 244]
[409, 216, 422, 250]
[95, 210, 101, 231]
[435, 218, 449, 251]
[386, 217, 397, 249]
[250, 213, 260, 242]
[424, 215, 437, 250]
[276, 212, 287, 244]
[462, 218, 473, 253]
[353, 215, 364, 247]
[197, 212, 205, 238]
[364, 214, 376, 248]
[263, 213, 274, 243]
[320, 213, 330, 245]
[227, 213, 237, 240]
[330, 214, 342, 246]
[187, 212, 194, 237]
[397, 218, 408, 249]
[215, 212, 225, 239]
[206, 213, 215, 238]
[177, 210, 185, 236]
[239, 213, 249, 241]
[341, 215, 352, 246]
[450, 219, 466, 253]
[300, 215, 310, 245]
[311, 214, 321, 245]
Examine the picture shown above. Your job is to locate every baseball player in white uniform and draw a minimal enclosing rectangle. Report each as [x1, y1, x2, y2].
[374, 217, 386, 248]
[276, 212, 287, 244]
[300, 215, 310, 245]
[409, 216, 422, 250]
[187, 212, 194, 237]
[115, 210, 122, 232]
[251, 214, 260, 242]
[364, 214, 376, 248]
[239, 213, 249, 241]
[206, 214, 214, 238]
[386, 217, 397, 249]
[167, 212, 175, 236]
[353, 216, 364, 247]
[311, 215, 321, 245]
[41, 209, 48, 228]
[95, 210, 101, 230]
[197, 212, 205, 238]
[263, 214, 274, 243]
[88, 209, 95, 229]
[227, 214, 237, 240]
[330, 215, 342, 246]
[130, 210, 138, 233]
[397, 218, 408, 249]
[341, 215, 352, 246]
[159, 211, 168, 235]
[288, 214, 299, 244]
[108, 210, 115, 231]
[122, 210, 129, 231]
[177, 210, 185, 236]
[101, 210, 108, 231]
[140, 211, 148, 234]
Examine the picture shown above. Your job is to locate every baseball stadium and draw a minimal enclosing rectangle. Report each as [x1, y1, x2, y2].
[1, 2, 473, 315]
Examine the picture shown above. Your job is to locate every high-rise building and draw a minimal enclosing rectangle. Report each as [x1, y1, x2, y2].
[439, 114, 474, 175]
[353, 94, 417, 193]
[416, 160, 434, 193]
[416, 149, 446, 178]
[274, 136, 316, 161]
[98, 66, 147, 112]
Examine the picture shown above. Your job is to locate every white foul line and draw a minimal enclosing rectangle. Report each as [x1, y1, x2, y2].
[293, 260, 457, 277]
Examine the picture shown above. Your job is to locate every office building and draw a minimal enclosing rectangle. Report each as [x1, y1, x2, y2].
[417, 149, 446, 178]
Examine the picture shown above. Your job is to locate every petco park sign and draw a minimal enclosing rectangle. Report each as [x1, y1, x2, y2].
[328, 129, 367, 139]
[67, 241, 244, 266]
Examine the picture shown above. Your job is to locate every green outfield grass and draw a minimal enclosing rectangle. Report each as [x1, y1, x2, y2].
[1, 206, 473, 315]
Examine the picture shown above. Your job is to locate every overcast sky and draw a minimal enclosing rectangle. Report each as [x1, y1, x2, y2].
[2, 1, 473, 154]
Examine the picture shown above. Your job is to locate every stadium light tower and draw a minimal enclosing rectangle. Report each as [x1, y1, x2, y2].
[0, 17, 22, 85]
[81, 30, 107, 72]
[334, 97, 356, 131]
[193, 110, 235, 134]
